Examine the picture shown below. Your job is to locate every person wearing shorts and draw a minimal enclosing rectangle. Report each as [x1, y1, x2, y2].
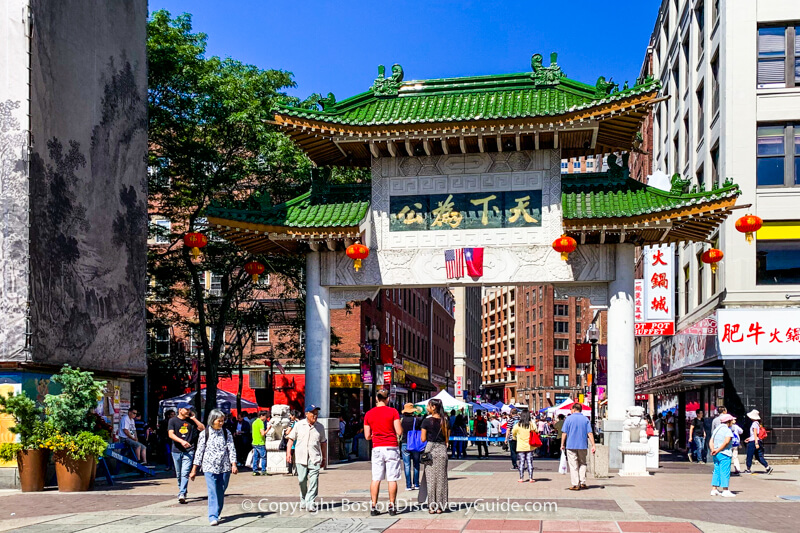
[364, 389, 402, 516]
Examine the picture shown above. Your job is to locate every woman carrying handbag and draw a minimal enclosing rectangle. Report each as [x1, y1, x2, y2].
[418, 398, 449, 513]
[511, 409, 539, 482]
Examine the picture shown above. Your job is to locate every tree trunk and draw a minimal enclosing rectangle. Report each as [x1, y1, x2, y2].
[204, 354, 218, 418]
[237, 345, 244, 414]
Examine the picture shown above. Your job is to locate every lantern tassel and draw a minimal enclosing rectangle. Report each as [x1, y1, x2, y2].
[746, 232, 754, 244]
[191, 247, 201, 257]
[711, 264, 718, 274]
[252, 274, 259, 283]
[354, 259, 362, 271]
[560, 252, 568, 261]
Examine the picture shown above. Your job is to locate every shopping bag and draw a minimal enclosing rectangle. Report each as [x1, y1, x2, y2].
[245, 449, 254, 468]
[558, 452, 568, 475]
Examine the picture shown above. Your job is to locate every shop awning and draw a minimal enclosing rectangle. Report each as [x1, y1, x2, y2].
[637, 367, 724, 395]
[405, 374, 437, 392]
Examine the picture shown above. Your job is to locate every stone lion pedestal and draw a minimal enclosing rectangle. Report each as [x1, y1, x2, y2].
[618, 406, 651, 476]
[265, 404, 291, 474]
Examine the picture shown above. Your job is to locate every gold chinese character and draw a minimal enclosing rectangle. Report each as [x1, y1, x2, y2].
[431, 194, 463, 228]
[395, 203, 424, 225]
[469, 194, 499, 226]
[508, 195, 539, 224]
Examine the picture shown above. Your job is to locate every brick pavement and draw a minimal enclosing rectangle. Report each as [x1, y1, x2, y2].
[0, 450, 797, 532]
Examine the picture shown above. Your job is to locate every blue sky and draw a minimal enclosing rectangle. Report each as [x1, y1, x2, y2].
[148, 1, 660, 101]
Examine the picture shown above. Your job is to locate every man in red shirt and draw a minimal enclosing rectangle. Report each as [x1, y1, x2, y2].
[364, 389, 402, 516]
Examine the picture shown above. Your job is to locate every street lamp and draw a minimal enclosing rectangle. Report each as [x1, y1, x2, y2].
[444, 370, 451, 394]
[367, 325, 380, 409]
[587, 323, 600, 435]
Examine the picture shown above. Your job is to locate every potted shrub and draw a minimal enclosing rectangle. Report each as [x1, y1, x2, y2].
[44, 366, 107, 492]
[43, 430, 107, 492]
[0, 391, 48, 492]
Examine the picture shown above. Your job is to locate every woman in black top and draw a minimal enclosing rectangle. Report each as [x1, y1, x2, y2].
[400, 404, 422, 490]
[419, 398, 449, 513]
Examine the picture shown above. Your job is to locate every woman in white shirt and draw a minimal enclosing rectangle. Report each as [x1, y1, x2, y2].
[709, 414, 735, 498]
[190, 410, 238, 525]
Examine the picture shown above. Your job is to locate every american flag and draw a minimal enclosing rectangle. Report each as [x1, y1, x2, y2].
[444, 249, 464, 279]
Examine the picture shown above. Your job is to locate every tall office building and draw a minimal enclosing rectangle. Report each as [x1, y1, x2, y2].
[453, 287, 482, 401]
[637, 0, 800, 455]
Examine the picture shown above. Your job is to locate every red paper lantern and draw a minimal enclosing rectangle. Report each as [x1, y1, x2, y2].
[735, 214, 763, 244]
[552, 235, 577, 261]
[410, 382, 417, 390]
[244, 261, 265, 283]
[346, 243, 370, 271]
[701, 248, 724, 274]
[183, 232, 208, 257]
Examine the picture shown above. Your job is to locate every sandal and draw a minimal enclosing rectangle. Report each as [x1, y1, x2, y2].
[517, 479, 526, 483]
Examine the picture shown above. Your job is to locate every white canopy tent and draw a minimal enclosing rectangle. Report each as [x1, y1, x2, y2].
[415, 390, 470, 413]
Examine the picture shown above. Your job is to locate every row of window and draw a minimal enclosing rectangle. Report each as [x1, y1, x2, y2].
[758, 25, 800, 89]
[519, 373, 571, 388]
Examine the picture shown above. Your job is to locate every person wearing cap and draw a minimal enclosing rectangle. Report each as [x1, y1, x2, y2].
[400, 403, 422, 491]
[744, 409, 773, 475]
[168, 402, 205, 504]
[286, 404, 328, 511]
[709, 413, 736, 497]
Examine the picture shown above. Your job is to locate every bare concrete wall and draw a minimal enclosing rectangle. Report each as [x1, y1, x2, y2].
[28, 0, 148, 374]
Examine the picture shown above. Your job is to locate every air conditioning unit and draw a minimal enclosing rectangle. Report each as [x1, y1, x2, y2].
[249, 370, 268, 389]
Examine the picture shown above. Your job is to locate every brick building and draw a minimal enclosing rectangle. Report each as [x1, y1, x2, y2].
[481, 287, 518, 403]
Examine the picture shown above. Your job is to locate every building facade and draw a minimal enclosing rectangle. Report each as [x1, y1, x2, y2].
[638, 0, 800, 455]
[481, 287, 518, 403]
[453, 287, 482, 401]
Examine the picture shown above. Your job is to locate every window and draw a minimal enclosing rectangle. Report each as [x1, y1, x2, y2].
[554, 321, 569, 334]
[576, 322, 582, 335]
[757, 239, 800, 285]
[554, 304, 568, 316]
[772, 376, 800, 414]
[697, 165, 705, 194]
[673, 134, 680, 173]
[682, 37, 690, 94]
[561, 161, 568, 173]
[256, 329, 270, 343]
[554, 375, 569, 388]
[586, 160, 594, 169]
[696, 84, 705, 141]
[757, 26, 799, 88]
[152, 219, 171, 244]
[696, 1, 705, 59]
[554, 356, 569, 369]
[209, 272, 222, 296]
[711, 145, 720, 187]
[539, 323, 543, 335]
[757, 124, 800, 187]
[554, 339, 569, 351]
[573, 161, 581, 170]
[696, 251, 705, 305]
[711, 0, 719, 27]
[684, 115, 691, 167]
[711, 54, 720, 115]
[683, 265, 690, 314]
[539, 339, 543, 352]
[575, 305, 581, 318]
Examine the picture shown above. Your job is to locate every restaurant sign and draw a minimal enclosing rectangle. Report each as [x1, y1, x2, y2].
[636, 244, 675, 336]
[717, 309, 800, 358]
[403, 358, 429, 380]
[389, 191, 542, 231]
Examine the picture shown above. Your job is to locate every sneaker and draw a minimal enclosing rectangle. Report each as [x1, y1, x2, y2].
[299, 501, 306, 510]
[413, 485, 420, 490]
[406, 487, 414, 491]
[253, 471, 260, 476]
[720, 490, 736, 498]
[688, 454, 694, 463]
[209, 519, 219, 526]
[766, 466, 774, 475]
[744, 469, 752, 474]
[178, 494, 186, 504]
[388, 505, 397, 516]
[511, 466, 518, 470]
[710, 489, 720, 496]
[370, 508, 380, 516]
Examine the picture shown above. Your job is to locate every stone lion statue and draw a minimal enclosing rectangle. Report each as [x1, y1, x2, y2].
[266, 404, 291, 442]
[621, 405, 648, 445]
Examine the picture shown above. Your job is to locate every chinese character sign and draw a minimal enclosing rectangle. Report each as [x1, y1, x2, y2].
[639, 244, 675, 336]
[389, 190, 542, 231]
[717, 309, 800, 357]
[455, 376, 463, 397]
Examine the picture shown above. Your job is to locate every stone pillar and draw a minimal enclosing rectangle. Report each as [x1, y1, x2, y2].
[604, 243, 635, 469]
[305, 250, 331, 417]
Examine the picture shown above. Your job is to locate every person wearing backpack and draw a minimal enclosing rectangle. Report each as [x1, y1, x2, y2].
[511, 409, 538, 482]
[744, 410, 773, 474]
[474, 411, 489, 459]
[189, 409, 238, 526]
[400, 404, 422, 491]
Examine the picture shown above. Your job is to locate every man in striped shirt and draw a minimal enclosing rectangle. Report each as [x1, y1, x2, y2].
[505, 409, 519, 470]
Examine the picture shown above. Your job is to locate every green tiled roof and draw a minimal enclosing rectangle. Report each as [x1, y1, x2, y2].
[207, 184, 370, 229]
[275, 57, 660, 127]
[561, 174, 740, 219]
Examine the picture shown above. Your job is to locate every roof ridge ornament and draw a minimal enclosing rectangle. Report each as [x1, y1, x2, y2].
[371, 64, 404, 97]
[531, 52, 565, 87]
[595, 76, 619, 97]
[670, 173, 691, 194]
[607, 153, 630, 180]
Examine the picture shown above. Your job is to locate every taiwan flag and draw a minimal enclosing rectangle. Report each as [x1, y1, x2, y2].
[463, 247, 484, 277]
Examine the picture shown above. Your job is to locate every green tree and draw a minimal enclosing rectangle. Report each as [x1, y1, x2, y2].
[147, 11, 318, 416]
[44, 366, 107, 435]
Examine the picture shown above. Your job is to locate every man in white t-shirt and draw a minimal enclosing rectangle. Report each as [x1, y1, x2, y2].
[119, 408, 147, 464]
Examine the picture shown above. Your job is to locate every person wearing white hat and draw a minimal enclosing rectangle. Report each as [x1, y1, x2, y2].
[709, 413, 736, 497]
[744, 409, 772, 475]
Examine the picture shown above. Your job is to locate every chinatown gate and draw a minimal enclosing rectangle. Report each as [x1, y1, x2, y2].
[208, 54, 741, 467]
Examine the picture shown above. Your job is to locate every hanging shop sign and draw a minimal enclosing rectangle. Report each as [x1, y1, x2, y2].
[394, 369, 406, 385]
[505, 365, 536, 372]
[649, 316, 717, 378]
[403, 359, 429, 380]
[717, 309, 800, 358]
[383, 365, 393, 387]
[637, 244, 675, 336]
[634, 366, 648, 386]
[360, 361, 373, 385]
[455, 376, 463, 397]
[330, 374, 362, 388]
